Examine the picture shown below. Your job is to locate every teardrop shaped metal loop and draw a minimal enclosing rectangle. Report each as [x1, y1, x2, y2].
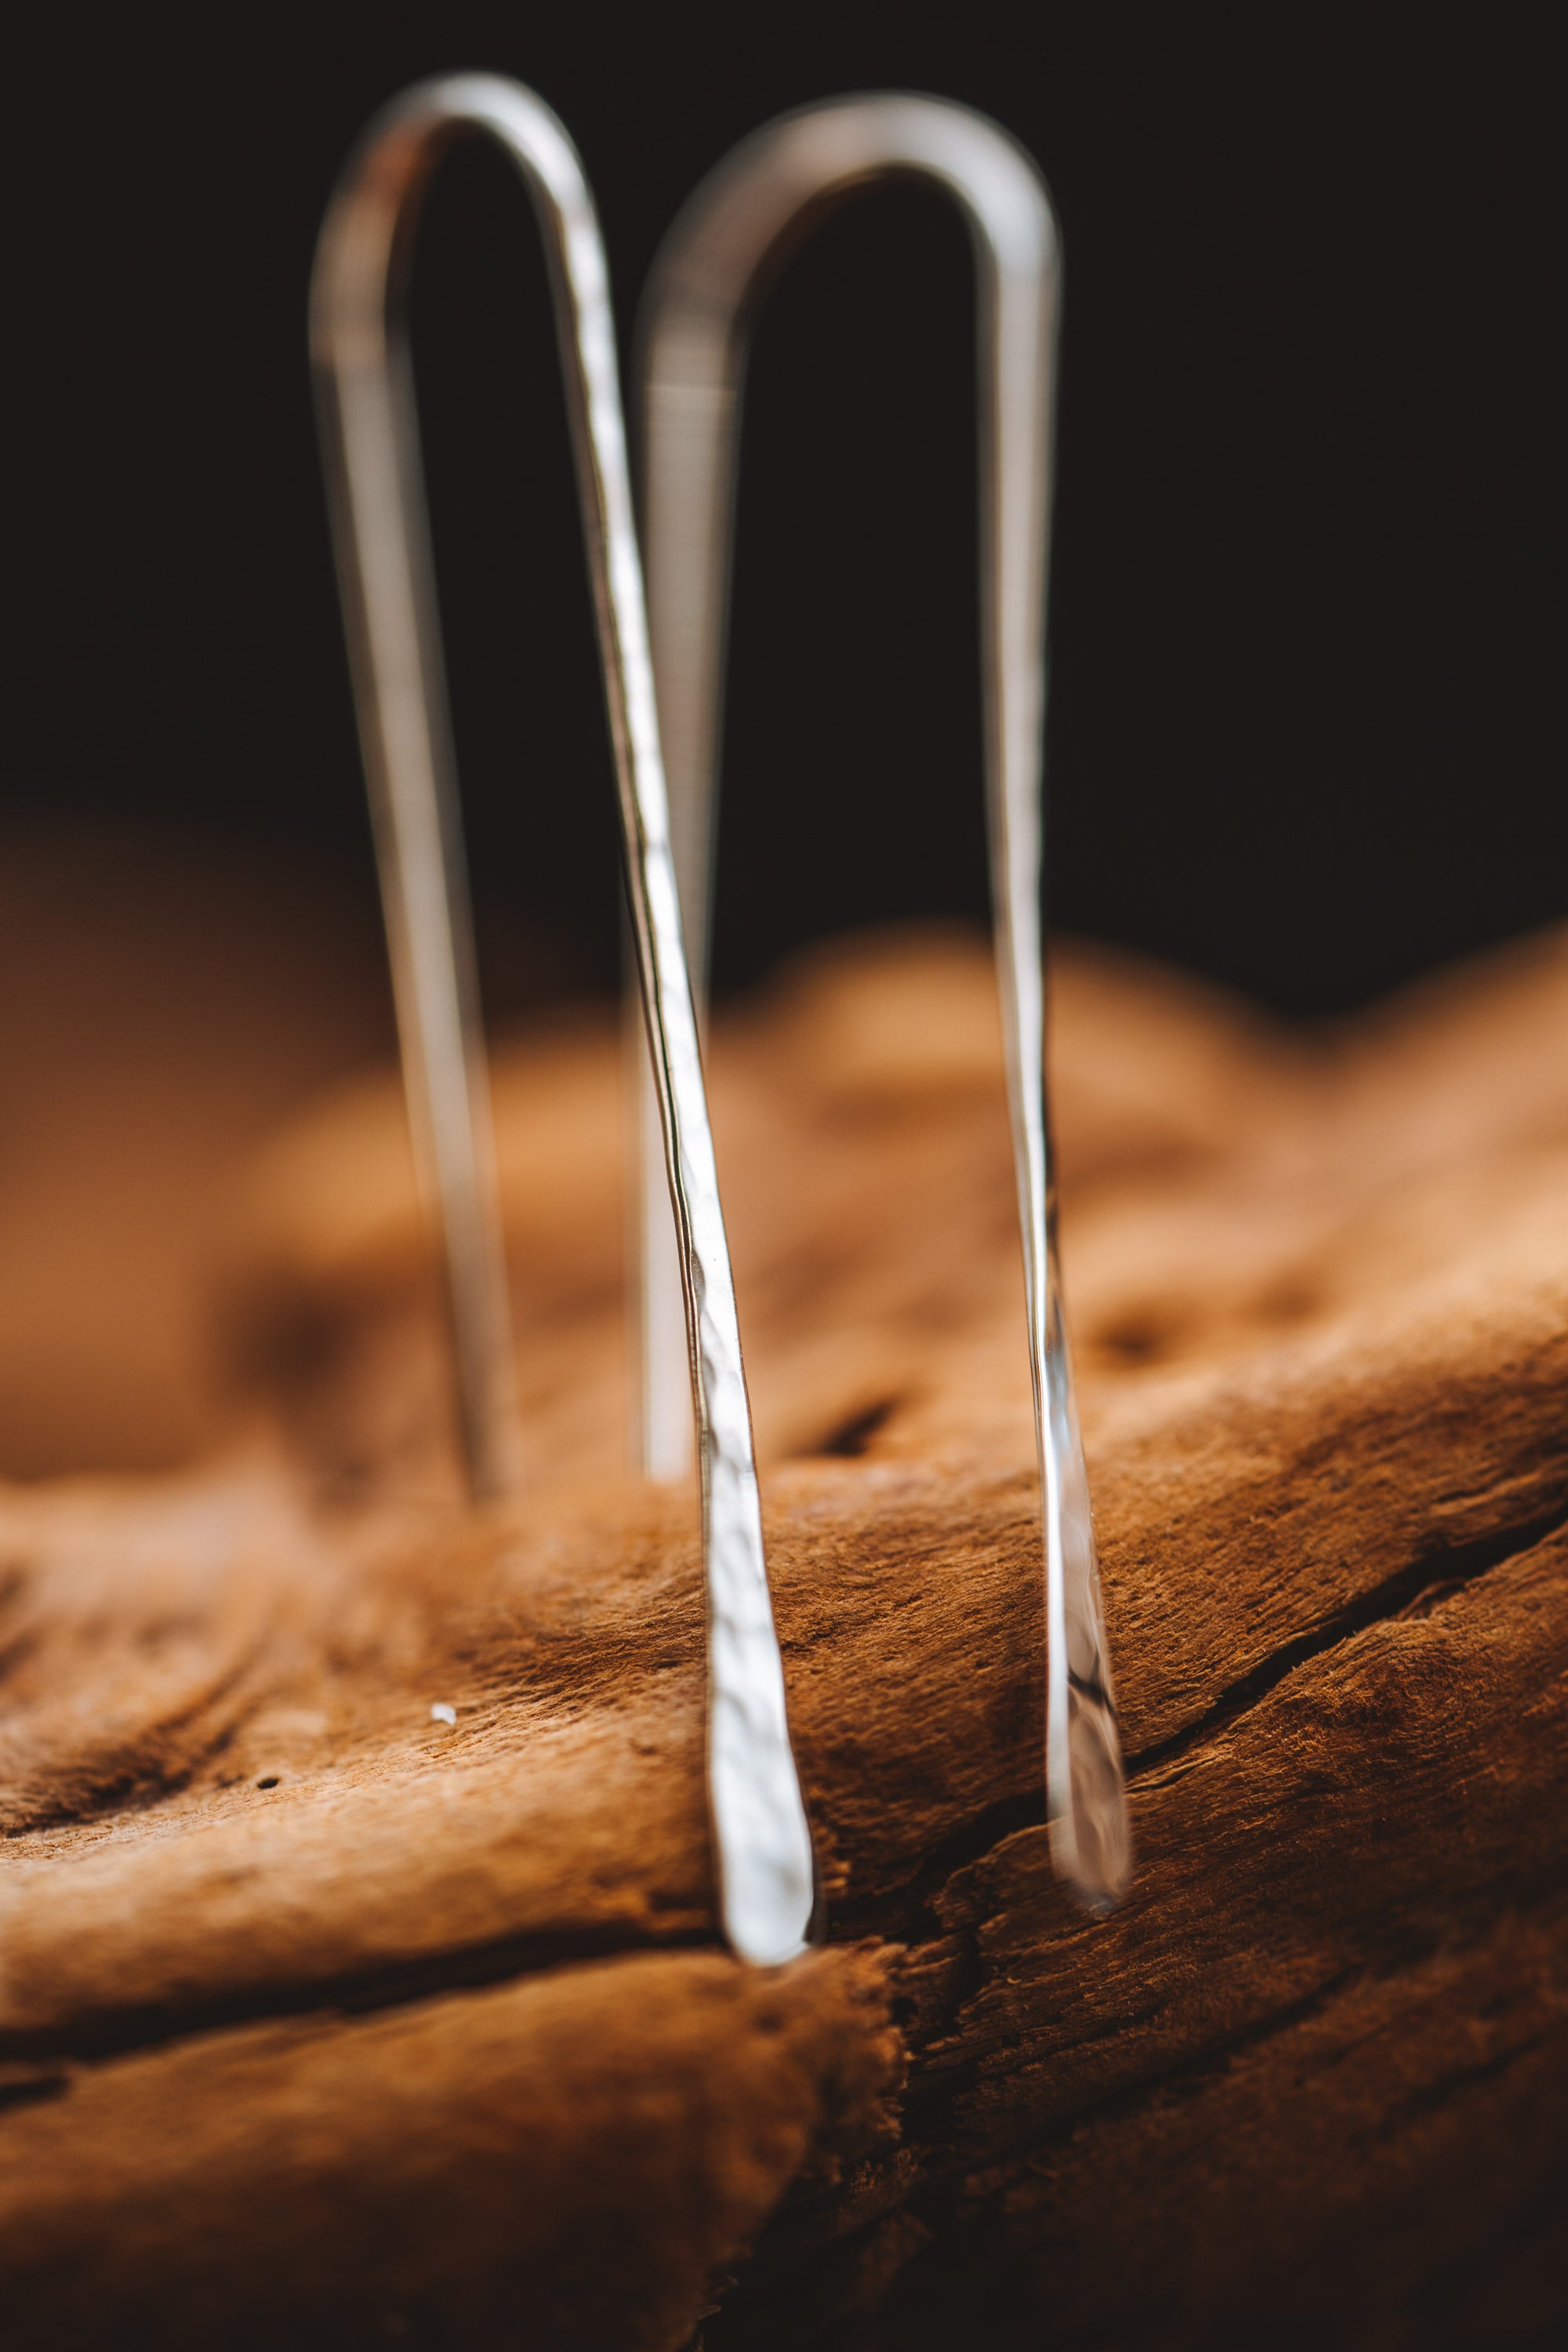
[310, 73, 815, 1965]
[633, 93, 1131, 1915]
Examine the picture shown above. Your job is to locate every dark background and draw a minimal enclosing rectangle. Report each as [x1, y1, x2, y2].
[1, 0, 1559, 1019]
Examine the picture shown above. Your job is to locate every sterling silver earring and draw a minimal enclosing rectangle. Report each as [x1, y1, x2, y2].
[633, 95, 1131, 1914]
[310, 74, 815, 1965]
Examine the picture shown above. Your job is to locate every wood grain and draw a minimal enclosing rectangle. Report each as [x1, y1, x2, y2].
[5, 922, 1568, 2347]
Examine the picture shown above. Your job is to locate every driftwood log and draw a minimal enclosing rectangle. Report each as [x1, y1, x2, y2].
[3, 923, 1568, 2347]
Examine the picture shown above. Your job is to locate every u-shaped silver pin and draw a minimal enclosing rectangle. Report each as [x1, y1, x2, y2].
[634, 95, 1131, 1914]
[309, 74, 815, 1965]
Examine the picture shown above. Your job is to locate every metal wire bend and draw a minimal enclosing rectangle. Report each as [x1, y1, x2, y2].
[310, 73, 814, 1965]
[635, 93, 1131, 1913]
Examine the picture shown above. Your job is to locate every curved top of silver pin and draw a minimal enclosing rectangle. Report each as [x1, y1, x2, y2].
[635, 93, 1131, 1914]
[310, 74, 815, 1965]
[649, 92, 1054, 321]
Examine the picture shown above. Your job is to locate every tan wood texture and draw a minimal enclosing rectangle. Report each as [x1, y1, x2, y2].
[4, 923, 1568, 2347]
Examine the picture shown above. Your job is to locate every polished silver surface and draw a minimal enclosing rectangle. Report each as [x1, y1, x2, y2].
[636, 93, 1130, 1913]
[311, 73, 814, 1965]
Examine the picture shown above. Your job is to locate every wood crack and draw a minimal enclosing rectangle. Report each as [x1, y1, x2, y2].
[1125, 1501, 1568, 1784]
[0, 1914, 713, 2072]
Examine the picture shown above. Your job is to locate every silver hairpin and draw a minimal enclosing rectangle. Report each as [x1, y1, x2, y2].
[310, 74, 814, 1965]
[634, 94, 1131, 1913]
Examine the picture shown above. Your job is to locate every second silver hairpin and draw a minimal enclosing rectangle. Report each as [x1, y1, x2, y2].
[634, 95, 1130, 1914]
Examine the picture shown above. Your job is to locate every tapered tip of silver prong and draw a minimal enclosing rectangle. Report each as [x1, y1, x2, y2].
[1049, 1784, 1133, 1918]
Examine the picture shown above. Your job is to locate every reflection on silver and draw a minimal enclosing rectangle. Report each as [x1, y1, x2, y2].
[310, 74, 814, 1965]
[635, 95, 1131, 1913]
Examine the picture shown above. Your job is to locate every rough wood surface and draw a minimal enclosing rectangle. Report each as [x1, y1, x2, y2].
[4, 923, 1568, 2348]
